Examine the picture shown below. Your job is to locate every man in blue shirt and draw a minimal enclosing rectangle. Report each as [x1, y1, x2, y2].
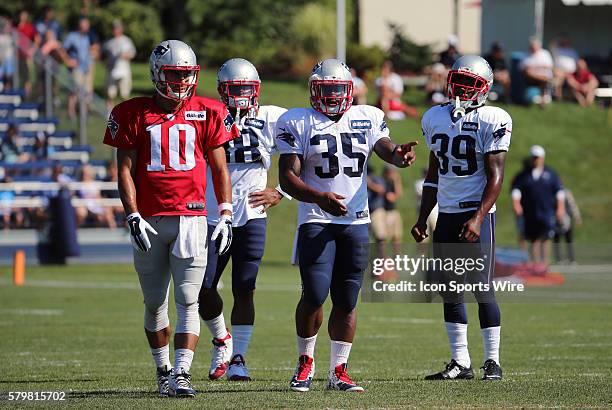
[63, 17, 94, 119]
[511, 145, 565, 264]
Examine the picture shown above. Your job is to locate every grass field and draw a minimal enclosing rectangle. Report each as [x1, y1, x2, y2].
[1, 264, 611, 408]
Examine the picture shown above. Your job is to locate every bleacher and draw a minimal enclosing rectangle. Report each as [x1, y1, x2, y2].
[0, 89, 93, 165]
[0, 88, 117, 229]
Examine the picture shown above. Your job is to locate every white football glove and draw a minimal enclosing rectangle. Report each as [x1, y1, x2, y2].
[210, 214, 233, 255]
[126, 212, 158, 253]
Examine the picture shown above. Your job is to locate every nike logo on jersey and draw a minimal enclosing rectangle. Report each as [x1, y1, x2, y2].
[500, 122, 508, 127]
[350, 119, 372, 129]
[184, 111, 207, 120]
[277, 128, 297, 147]
[245, 118, 265, 129]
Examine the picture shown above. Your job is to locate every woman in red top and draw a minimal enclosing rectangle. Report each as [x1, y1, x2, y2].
[567, 58, 599, 107]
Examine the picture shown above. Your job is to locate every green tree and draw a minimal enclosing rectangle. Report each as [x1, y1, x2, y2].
[387, 23, 433, 73]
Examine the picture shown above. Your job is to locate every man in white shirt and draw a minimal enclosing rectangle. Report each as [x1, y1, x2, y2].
[375, 60, 418, 121]
[103, 20, 136, 111]
[520, 38, 553, 106]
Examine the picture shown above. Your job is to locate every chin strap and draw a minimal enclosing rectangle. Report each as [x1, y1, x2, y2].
[452, 96, 466, 120]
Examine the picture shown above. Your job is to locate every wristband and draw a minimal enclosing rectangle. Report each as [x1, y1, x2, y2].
[423, 182, 438, 189]
[218, 202, 233, 213]
[275, 184, 292, 200]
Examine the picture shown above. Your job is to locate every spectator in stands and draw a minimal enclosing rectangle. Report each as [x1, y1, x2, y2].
[484, 42, 511, 103]
[511, 145, 565, 265]
[16, 9, 40, 98]
[75, 165, 116, 229]
[425, 62, 447, 105]
[551, 35, 579, 100]
[0, 124, 29, 163]
[32, 131, 55, 160]
[439, 35, 461, 68]
[383, 165, 403, 255]
[350, 67, 368, 105]
[63, 17, 95, 120]
[553, 188, 581, 264]
[520, 37, 554, 107]
[0, 174, 16, 229]
[375, 60, 418, 121]
[0, 17, 14, 91]
[567, 58, 599, 107]
[103, 20, 136, 112]
[367, 165, 388, 259]
[35, 5, 61, 40]
[38, 29, 75, 103]
[414, 167, 438, 240]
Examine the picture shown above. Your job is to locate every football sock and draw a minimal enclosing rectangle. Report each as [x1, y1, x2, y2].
[174, 348, 195, 372]
[445, 322, 471, 368]
[150, 344, 171, 370]
[204, 313, 229, 340]
[232, 325, 253, 358]
[330, 340, 352, 370]
[481, 326, 501, 364]
[297, 334, 317, 358]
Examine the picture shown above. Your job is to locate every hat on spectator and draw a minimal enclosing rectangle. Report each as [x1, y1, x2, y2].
[530, 145, 546, 158]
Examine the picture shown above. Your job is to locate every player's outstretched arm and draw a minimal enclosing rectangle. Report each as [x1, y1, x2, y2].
[411, 151, 439, 242]
[459, 150, 507, 242]
[373, 137, 418, 168]
[278, 153, 347, 216]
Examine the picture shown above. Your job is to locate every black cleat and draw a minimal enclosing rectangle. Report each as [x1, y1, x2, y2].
[481, 359, 502, 380]
[424, 359, 475, 380]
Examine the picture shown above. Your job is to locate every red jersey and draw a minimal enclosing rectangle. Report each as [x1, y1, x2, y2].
[103, 96, 238, 216]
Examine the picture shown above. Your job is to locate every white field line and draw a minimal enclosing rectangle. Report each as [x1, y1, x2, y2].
[0, 277, 300, 292]
[0, 308, 63, 315]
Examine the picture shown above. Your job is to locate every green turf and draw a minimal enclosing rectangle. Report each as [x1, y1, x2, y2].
[1, 263, 611, 408]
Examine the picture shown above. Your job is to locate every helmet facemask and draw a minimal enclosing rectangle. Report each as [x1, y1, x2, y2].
[218, 80, 260, 118]
[155, 65, 200, 101]
[447, 70, 490, 116]
[310, 80, 353, 116]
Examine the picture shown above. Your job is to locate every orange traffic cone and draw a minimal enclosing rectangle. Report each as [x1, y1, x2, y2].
[13, 249, 25, 286]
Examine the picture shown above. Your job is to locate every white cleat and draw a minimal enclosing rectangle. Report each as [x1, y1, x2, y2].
[156, 365, 172, 397]
[209, 332, 232, 380]
[168, 367, 196, 398]
[227, 354, 251, 381]
[326, 363, 364, 392]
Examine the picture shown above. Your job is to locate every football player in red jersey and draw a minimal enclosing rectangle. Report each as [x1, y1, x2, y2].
[103, 40, 238, 398]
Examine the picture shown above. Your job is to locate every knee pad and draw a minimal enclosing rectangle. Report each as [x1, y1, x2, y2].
[175, 302, 200, 336]
[144, 297, 170, 332]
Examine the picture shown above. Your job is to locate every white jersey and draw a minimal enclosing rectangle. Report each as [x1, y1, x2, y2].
[422, 103, 512, 214]
[206, 105, 287, 227]
[276, 105, 390, 226]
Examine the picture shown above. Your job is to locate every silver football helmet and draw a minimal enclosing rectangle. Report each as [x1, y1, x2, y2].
[309, 59, 353, 116]
[447, 55, 493, 116]
[217, 58, 261, 117]
[149, 40, 200, 101]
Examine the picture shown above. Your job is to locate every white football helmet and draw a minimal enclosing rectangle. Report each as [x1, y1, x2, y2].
[309, 59, 353, 116]
[149, 40, 200, 101]
[447, 55, 493, 115]
[217, 58, 261, 117]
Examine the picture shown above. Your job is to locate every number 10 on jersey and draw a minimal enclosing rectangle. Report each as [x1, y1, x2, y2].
[147, 123, 197, 171]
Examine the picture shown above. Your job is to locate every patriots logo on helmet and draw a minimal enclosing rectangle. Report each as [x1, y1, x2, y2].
[277, 128, 297, 148]
[153, 44, 168, 57]
[107, 114, 119, 139]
